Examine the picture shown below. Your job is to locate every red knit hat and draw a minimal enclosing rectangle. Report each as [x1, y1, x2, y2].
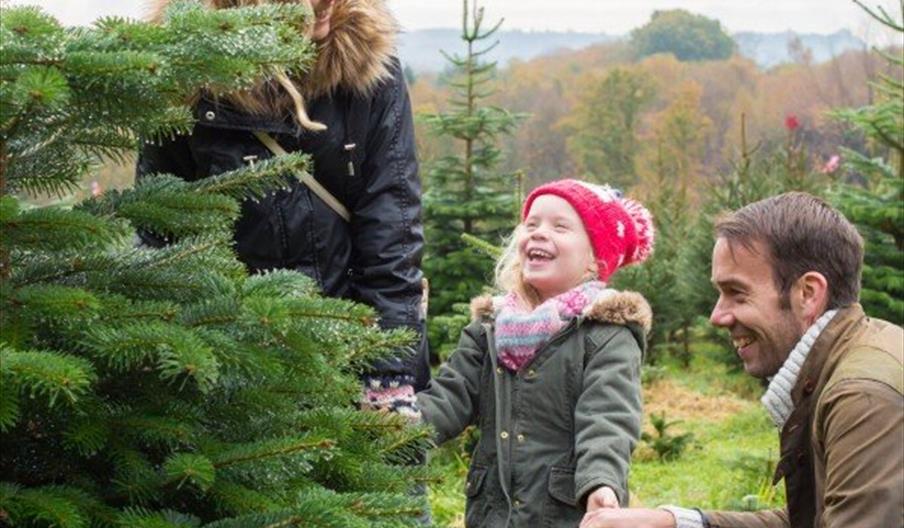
[522, 179, 655, 282]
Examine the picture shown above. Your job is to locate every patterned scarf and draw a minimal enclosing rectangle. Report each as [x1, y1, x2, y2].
[494, 281, 607, 372]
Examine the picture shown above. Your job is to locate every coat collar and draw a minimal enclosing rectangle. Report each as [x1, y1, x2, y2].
[790, 304, 866, 408]
[469, 290, 653, 334]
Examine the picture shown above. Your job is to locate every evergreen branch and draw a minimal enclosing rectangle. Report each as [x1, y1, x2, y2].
[475, 18, 505, 41]
[90, 267, 236, 304]
[96, 295, 180, 323]
[207, 480, 278, 517]
[108, 446, 165, 504]
[0, 483, 88, 528]
[143, 235, 231, 269]
[0, 344, 97, 408]
[180, 297, 243, 327]
[190, 153, 310, 200]
[116, 506, 200, 528]
[81, 320, 220, 392]
[471, 39, 501, 57]
[460, 233, 503, 259]
[62, 401, 111, 456]
[344, 493, 426, 520]
[377, 427, 434, 465]
[10, 252, 120, 287]
[211, 435, 336, 469]
[3, 138, 90, 197]
[115, 191, 239, 239]
[0, 207, 127, 251]
[163, 453, 216, 491]
[283, 299, 377, 326]
[240, 269, 318, 299]
[11, 284, 101, 323]
[0, 377, 21, 432]
[852, 0, 904, 31]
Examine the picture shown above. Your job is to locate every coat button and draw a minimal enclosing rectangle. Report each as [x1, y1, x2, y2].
[496, 367, 503, 374]
[204, 110, 216, 121]
[526, 369, 536, 378]
[803, 378, 815, 395]
[500, 431, 509, 440]
[517, 433, 525, 443]
[513, 499, 522, 507]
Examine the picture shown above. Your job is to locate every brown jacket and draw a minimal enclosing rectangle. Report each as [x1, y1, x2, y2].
[704, 304, 903, 528]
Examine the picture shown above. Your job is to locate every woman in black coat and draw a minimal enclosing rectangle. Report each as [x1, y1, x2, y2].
[138, 0, 429, 408]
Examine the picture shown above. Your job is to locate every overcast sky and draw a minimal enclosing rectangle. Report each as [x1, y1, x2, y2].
[4, 0, 900, 41]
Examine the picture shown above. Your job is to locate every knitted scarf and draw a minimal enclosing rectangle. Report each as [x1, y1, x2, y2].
[494, 281, 607, 372]
[761, 309, 838, 428]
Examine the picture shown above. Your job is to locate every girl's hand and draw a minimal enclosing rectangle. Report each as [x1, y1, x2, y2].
[585, 485, 619, 512]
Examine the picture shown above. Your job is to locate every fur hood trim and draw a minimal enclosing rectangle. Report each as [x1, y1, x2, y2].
[306, 0, 397, 98]
[150, 0, 397, 99]
[470, 290, 653, 333]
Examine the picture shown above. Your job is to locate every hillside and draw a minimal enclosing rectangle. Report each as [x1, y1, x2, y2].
[398, 28, 616, 72]
[398, 28, 865, 72]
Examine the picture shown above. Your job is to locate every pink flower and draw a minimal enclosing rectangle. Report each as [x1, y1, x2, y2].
[784, 114, 800, 131]
[820, 154, 841, 174]
[91, 181, 103, 197]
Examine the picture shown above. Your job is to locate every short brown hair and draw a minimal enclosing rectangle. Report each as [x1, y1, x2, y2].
[714, 192, 864, 309]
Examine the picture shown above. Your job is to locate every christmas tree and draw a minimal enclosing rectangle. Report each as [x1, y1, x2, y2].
[0, 3, 427, 526]
[829, 1, 903, 324]
[421, 0, 523, 359]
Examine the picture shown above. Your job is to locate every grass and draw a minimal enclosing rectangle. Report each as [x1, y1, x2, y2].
[426, 339, 785, 527]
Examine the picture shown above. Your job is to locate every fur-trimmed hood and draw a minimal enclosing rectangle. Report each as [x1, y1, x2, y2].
[469, 290, 653, 334]
[301, 0, 397, 98]
[150, 0, 398, 100]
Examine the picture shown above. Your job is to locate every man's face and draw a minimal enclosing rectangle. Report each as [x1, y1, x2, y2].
[710, 238, 807, 378]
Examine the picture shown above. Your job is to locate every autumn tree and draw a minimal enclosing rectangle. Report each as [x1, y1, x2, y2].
[562, 67, 655, 189]
[631, 9, 735, 62]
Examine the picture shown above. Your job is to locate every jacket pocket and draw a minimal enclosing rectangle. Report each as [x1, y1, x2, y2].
[548, 466, 577, 506]
[465, 464, 488, 498]
[543, 466, 583, 527]
[465, 464, 495, 527]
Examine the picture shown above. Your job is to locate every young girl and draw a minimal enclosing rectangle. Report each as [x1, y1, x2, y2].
[414, 179, 653, 527]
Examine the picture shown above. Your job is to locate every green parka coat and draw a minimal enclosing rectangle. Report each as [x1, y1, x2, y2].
[417, 290, 652, 527]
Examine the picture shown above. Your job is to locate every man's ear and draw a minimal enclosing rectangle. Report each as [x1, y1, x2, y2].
[793, 271, 829, 325]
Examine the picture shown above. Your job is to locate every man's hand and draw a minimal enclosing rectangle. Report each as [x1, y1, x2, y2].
[580, 507, 676, 528]
[585, 486, 620, 511]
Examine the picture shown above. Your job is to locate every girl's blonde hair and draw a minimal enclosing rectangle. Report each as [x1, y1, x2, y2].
[494, 225, 541, 308]
[494, 223, 599, 309]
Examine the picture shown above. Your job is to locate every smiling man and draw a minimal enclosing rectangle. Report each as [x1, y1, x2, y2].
[581, 192, 903, 528]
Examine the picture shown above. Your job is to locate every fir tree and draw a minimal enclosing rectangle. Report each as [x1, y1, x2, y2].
[421, 0, 523, 360]
[829, 1, 903, 323]
[0, 3, 428, 527]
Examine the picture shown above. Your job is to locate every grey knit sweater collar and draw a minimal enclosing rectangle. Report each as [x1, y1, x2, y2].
[761, 309, 839, 429]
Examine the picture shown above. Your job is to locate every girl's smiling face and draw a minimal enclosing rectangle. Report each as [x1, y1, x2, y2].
[518, 194, 596, 302]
